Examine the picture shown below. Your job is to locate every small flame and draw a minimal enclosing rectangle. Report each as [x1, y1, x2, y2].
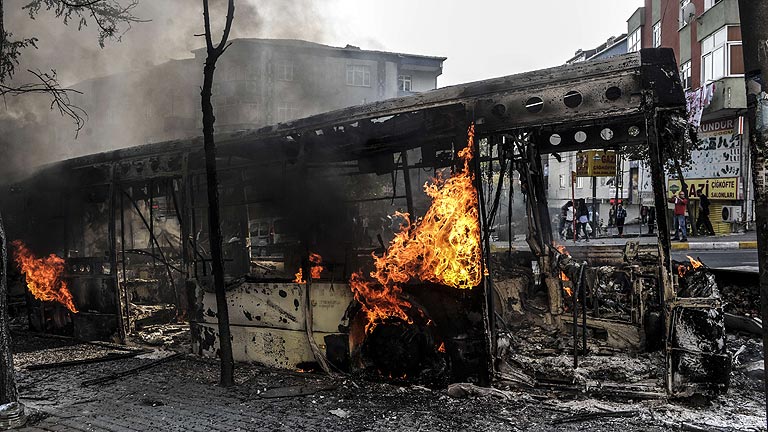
[563, 286, 573, 297]
[12, 241, 78, 313]
[553, 242, 570, 256]
[687, 255, 703, 269]
[294, 268, 305, 284]
[350, 124, 482, 334]
[437, 342, 446, 353]
[293, 252, 325, 283]
[678, 256, 704, 278]
[560, 271, 569, 281]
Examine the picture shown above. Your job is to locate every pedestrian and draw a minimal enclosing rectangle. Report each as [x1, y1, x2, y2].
[559, 201, 572, 240]
[561, 201, 574, 240]
[696, 193, 715, 236]
[577, 199, 590, 241]
[608, 206, 616, 227]
[615, 202, 627, 237]
[668, 190, 688, 241]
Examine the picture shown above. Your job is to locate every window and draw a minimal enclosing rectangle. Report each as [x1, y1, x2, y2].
[276, 62, 294, 81]
[346, 65, 371, 87]
[704, 0, 722, 11]
[276, 102, 300, 123]
[576, 177, 585, 189]
[701, 26, 742, 83]
[680, 61, 692, 89]
[398, 75, 412, 92]
[652, 21, 661, 48]
[559, 174, 566, 189]
[680, 0, 694, 28]
[627, 28, 641, 53]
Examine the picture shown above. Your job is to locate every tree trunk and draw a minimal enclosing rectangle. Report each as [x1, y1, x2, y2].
[0, 212, 19, 404]
[736, 1, 768, 426]
[201, 0, 235, 388]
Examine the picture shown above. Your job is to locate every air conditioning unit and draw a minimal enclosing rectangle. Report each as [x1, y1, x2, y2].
[720, 206, 742, 222]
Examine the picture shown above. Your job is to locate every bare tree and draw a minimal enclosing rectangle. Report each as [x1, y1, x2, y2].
[201, 0, 235, 387]
[0, 0, 141, 405]
[0, 0, 141, 132]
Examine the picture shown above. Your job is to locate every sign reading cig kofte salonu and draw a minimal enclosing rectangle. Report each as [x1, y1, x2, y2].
[575, 150, 617, 177]
[667, 177, 739, 200]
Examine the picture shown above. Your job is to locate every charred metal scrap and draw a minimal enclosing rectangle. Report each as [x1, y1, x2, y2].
[1, 48, 728, 397]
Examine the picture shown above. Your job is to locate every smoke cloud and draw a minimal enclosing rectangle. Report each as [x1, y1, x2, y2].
[0, 0, 336, 181]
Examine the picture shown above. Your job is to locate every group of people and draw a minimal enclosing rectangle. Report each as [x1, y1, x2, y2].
[557, 190, 715, 242]
[668, 190, 715, 241]
[559, 199, 594, 241]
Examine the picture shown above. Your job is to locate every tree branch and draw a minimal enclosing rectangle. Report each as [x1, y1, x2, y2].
[0, 69, 87, 134]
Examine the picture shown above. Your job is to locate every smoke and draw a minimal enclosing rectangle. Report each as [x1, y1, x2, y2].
[0, 0, 337, 181]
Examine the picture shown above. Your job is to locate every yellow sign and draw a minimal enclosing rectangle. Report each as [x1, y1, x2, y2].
[667, 177, 739, 200]
[576, 151, 617, 177]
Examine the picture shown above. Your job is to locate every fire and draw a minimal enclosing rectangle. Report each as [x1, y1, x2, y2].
[678, 255, 704, 278]
[437, 342, 446, 353]
[350, 124, 482, 333]
[293, 252, 325, 283]
[12, 241, 78, 313]
[294, 268, 305, 284]
[553, 242, 570, 256]
[563, 286, 573, 297]
[686, 255, 703, 269]
[309, 252, 324, 279]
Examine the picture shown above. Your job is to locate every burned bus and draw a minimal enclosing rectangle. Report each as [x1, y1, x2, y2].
[2, 48, 729, 396]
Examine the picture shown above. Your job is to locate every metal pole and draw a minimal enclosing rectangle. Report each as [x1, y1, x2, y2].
[592, 176, 598, 238]
[401, 150, 415, 220]
[735, 2, 768, 424]
[571, 171, 577, 242]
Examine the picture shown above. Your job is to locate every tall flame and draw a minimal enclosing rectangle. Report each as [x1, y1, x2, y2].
[12, 241, 78, 313]
[350, 124, 482, 333]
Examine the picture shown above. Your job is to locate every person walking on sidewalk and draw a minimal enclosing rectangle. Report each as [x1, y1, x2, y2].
[668, 190, 688, 241]
[577, 199, 591, 241]
[696, 193, 716, 236]
[615, 203, 627, 237]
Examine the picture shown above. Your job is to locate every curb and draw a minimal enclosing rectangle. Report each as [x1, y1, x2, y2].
[671, 241, 757, 251]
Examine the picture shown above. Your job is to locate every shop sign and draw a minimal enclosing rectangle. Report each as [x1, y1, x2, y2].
[667, 177, 739, 200]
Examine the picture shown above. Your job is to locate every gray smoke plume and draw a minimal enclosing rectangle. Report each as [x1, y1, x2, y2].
[0, 0, 335, 181]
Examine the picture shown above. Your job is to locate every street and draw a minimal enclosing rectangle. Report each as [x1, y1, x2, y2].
[673, 249, 760, 272]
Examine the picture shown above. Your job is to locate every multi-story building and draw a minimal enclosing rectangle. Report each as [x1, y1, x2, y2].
[627, 0, 749, 233]
[547, 35, 632, 230]
[59, 39, 446, 158]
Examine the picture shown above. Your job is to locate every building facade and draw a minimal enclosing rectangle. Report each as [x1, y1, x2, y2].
[628, 0, 750, 233]
[547, 35, 632, 229]
[60, 39, 445, 158]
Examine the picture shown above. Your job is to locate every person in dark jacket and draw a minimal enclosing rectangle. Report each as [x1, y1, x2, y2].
[696, 193, 716, 236]
[576, 199, 590, 241]
[615, 203, 627, 236]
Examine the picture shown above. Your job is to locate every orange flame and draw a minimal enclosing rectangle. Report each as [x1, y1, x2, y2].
[309, 252, 324, 279]
[437, 342, 446, 353]
[350, 124, 482, 334]
[12, 241, 77, 313]
[686, 255, 703, 269]
[553, 242, 570, 256]
[294, 252, 325, 283]
[678, 255, 704, 278]
[294, 268, 305, 284]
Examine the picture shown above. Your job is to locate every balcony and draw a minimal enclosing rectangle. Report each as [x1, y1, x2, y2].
[703, 76, 746, 118]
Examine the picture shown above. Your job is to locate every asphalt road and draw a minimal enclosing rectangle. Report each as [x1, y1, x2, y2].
[672, 249, 760, 272]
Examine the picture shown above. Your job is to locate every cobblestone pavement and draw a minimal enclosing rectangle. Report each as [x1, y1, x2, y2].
[10, 332, 764, 431]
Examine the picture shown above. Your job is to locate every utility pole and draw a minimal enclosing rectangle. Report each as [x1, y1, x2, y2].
[736, 1, 768, 425]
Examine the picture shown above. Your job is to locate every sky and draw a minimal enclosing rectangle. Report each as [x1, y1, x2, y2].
[8, 0, 643, 88]
[321, 0, 643, 86]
